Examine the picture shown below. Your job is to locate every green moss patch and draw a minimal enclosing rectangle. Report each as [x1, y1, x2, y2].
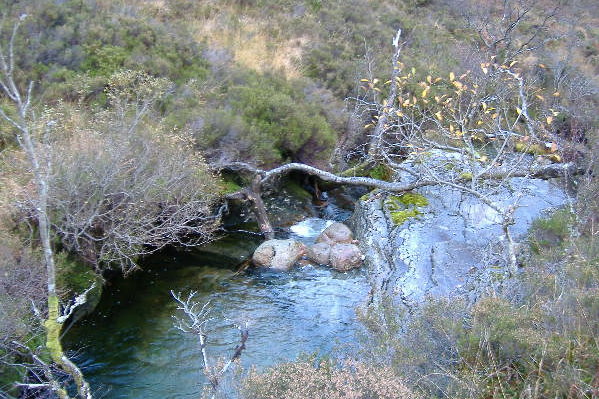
[369, 163, 393, 182]
[220, 179, 242, 195]
[56, 252, 98, 297]
[385, 192, 429, 226]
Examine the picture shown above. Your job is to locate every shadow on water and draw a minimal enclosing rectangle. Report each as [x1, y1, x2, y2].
[63, 223, 370, 399]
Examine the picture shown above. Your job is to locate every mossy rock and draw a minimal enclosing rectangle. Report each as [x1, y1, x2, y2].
[385, 192, 429, 226]
[56, 253, 103, 319]
[284, 180, 313, 201]
[339, 162, 392, 181]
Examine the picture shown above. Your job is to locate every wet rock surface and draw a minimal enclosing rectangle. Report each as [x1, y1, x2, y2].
[329, 243, 364, 271]
[306, 242, 332, 265]
[315, 222, 354, 244]
[350, 177, 570, 307]
[252, 239, 308, 271]
[253, 221, 364, 272]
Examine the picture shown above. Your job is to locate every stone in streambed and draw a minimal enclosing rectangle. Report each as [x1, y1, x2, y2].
[252, 239, 307, 271]
[306, 242, 332, 265]
[316, 222, 354, 244]
[329, 243, 364, 271]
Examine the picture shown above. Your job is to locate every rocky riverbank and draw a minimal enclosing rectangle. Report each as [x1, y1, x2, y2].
[350, 177, 571, 308]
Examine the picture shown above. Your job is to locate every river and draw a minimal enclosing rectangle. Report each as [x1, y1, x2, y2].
[63, 218, 370, 399]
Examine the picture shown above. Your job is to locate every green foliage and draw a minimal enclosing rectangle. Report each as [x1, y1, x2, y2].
[196, 71, 337, 165]
[529, 209, 574, 253]
[81, 45, 128, 77]
[1, 0, 209, 101]
[368, 163, 393, 181]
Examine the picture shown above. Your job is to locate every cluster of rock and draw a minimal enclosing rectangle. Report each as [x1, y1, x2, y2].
[252, 222, 364, 272]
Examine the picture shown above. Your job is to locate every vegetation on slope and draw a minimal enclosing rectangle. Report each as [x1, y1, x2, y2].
[0, 0, 597, 397]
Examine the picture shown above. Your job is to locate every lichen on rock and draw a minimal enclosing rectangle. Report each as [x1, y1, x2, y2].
[384, 192, 429, 226]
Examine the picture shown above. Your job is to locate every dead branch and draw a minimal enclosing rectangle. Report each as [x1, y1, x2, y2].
[171, 291, 249, 394]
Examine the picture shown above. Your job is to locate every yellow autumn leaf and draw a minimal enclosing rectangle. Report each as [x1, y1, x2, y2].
[535, 94, 545, 101]
[491, 113, 499, 119]
[422, 88, 429, 98]
[546, 116, 553, 124]
[364, 123, 374, 128]
[396, 111, 404, 117]
[481, 102, 487, 111]
[360, 78, 370, 82]
[427, 75, 432, 84]
[553, 91, 560, 97]
[449, 72, 455, 81]
[435, 111, 443, 121]
[516, 107, 522, 115]
[477, 120, 484, 125]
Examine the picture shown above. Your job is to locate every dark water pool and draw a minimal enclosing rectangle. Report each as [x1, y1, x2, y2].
[63, 220, 370, 399]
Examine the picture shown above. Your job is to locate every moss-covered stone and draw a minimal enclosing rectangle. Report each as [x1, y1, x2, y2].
[56, 252, 98, 297]
[459, 172, 473, 181]
[284, 180, 313, 200]
[56, 252, 103, 319]
[395, 192, 429, 207]
[388, 207, 423, 225]
[385, 192, 429, 226]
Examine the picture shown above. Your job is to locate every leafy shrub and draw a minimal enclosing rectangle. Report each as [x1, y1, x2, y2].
[195, 71, 337, 165]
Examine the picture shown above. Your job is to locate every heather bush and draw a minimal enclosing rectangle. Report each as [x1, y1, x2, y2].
[241, 359, 420, 399]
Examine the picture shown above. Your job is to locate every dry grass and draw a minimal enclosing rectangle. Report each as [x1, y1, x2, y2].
[190, 10, 308, 79]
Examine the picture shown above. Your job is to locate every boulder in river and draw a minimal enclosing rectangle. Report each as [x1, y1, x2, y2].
[329, 243, 364, 271]
[252, 239, 308, 271]
[306, 242, 332, 265]
[316, 222, 354, 244]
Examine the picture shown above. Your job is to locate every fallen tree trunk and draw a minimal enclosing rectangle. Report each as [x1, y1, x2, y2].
[219, 160, 582, 237]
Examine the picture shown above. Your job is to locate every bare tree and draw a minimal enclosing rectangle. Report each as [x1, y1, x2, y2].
[460, 0, 561, 63]
[171, 291, 249, 397]
[218, 26, 579, 275]
[0, 16, 92, 399]
[43, 71, 222, 273]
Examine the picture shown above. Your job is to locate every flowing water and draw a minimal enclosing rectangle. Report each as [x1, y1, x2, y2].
[63, 218, 370, 399]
